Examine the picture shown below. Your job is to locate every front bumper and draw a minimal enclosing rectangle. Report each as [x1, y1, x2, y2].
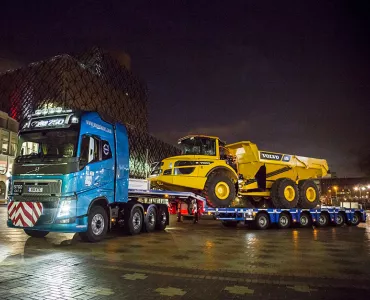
[7, 215, 88, 233]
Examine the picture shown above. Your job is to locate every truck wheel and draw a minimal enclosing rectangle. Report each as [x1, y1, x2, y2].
[221, 221, 239, 227]
[335, 212, 345, 226]
[24, 229, 49, 238]
[278, 213, 291, 229]
[204, 172, 236, 207]
[125, 206, 143, 235]
[298, 180, 320, 209]
[255, 213, 270, 230]
[80, 206, 108, 242]
[350, 213, 361, 226]
[143, 205, 157, 233]
[155, 206, 168, 230]
[271, 178, 299, 209]
[299, 213, 312, 228]
[317, 213, 329, 227]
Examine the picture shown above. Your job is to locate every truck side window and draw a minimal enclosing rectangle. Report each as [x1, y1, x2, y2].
[80, 135, 100, 166]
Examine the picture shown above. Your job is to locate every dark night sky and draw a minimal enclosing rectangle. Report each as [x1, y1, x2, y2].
[0, 1, 369, 177]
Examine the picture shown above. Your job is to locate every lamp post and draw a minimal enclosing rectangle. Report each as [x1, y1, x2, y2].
[333, 186, 338, 206]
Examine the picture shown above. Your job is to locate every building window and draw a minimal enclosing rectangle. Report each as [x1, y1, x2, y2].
[1, 129, 9, 155]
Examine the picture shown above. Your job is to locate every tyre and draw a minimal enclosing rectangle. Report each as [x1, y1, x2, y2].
[143, 205, 157, 233]
[271, 178, 299, 209]
[278, 213, 291, 229]
[24, 229, 49, 238]
[351, 213, 361, 226]
[298, 180, 320, 209]
[125, 206, 143, 235]
[155, 206, 168, 230]
[79, 205, 108, 242]
[203, 172, 236, 207]
[221, 221, 239, 227]
[299, 213, 312, 228]
[335, 213, 345, 226]
[255, 213, 270, 230]
[317, 213, 329, 227]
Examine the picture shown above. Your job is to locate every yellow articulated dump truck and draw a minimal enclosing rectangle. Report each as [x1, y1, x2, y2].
[149, 135, 329, 209]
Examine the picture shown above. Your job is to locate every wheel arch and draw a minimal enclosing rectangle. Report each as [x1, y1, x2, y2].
[88, 197, 110, 216]
[206, 166, 238, 181]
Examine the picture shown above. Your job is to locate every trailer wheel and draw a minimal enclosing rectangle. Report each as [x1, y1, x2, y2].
[79, 206, 108, 242]
[155, 206, 168, 230]
[350, 213, 361, 226]
[317, 213, 329, 227]
[255, 213, 270, 230]
[335, 213, 345, 226]
[125, 206, 143, 235]
[221, 221, 239, 227]
[143, 205, 157, 233]
[24, 229, 49, 238]
[278, 213, 291, 229]
[299, 213, 312, 228]
[271, 178, 299, 209]
[298, 180, 320, 209]
[204, 172, 236, 207]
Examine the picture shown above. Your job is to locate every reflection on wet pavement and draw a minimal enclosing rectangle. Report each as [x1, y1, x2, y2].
[1, 206, 370, 299]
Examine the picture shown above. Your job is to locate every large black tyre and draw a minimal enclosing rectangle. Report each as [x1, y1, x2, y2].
[24, 229, 49, 238]
[278, 213, 291, 229]
[125, 206, 143, 235]
[203, 172, 236, 207]
[255, 213, 270, 230]
[143, 205, 157, 233]
[155, 206, 169, 230]
[299, 213, 312, 228]
[79, 206, 108, 242]
[271, 178, 299, 209]
[298, 180, 320, 209]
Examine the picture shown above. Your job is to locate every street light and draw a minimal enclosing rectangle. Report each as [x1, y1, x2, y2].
[333, 186, 338, 205]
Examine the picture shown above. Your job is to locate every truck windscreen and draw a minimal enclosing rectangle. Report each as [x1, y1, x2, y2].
[180, 137, 216, 156]
[16, 129, 78, 162]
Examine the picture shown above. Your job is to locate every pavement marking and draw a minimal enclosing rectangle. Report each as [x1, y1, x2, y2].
[287, 285, 317, 293]
[84, 287, 115, 295]
[155, 287, 187, 296]
[224, 285, 254, 295]
[122, 272, 148, 280]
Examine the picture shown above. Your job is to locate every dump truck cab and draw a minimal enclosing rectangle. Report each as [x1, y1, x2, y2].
[149, 135, 238, 207]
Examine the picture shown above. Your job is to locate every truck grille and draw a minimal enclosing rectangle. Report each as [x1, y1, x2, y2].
[14, 180, 62, 197]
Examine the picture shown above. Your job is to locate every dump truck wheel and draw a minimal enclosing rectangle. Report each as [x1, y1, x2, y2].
[204, 172, 236, 207]
[298, 180, 320, 209]
[271, 178, 299, 208]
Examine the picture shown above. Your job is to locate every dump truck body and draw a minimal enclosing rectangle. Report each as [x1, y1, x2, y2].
[150, 135, 329, 209]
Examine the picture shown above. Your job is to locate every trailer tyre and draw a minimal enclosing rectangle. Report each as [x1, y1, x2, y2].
[317, 213, 329, 227]
[350, 213, 361, 226]
[204, 172, 236, 207]
[143, 205, 157, 233]
[155, 206, 168, 230]
[126, 206, 143, 235]
[278, 213, 291, 229]
[271, 178, 299, 209]
[298, 180, 320, 209]
[335, 213, 345, 226]
[24, 229, 49, 238]
[255, 213, 270, 230]
[299, 213, 312, 228]
[79, 205, 108, 242]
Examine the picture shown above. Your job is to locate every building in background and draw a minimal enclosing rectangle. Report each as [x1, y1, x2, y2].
[0, 111, 19, 202]
[0, 47, 180, 179]
[319, 177, 370, 207]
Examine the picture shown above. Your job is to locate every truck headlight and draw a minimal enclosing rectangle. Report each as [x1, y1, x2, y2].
[57, 200, 76, 218]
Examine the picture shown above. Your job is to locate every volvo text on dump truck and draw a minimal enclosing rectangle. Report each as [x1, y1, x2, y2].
[150, 135, 329, 209]
[7, 108, 204, 242]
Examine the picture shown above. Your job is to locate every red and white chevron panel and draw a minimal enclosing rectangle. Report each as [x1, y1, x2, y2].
[8, 201, 43, 227]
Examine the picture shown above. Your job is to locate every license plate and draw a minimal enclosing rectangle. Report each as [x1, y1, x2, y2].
[28, 187, 43, 193]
